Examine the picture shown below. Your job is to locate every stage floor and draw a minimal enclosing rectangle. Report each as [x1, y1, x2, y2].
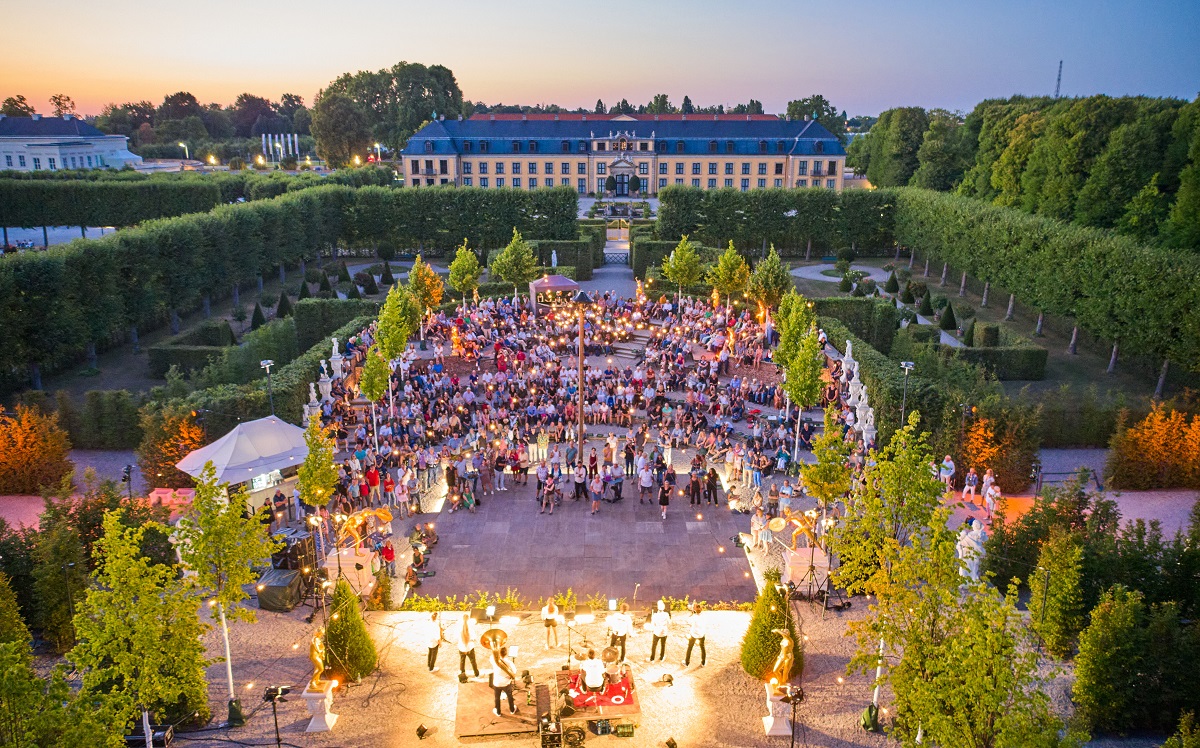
[454, 669, 643, 739]
[556, 669, 643, 722]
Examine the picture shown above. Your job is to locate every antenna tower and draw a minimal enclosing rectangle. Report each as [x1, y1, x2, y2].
[1054, 60, 1063, 99]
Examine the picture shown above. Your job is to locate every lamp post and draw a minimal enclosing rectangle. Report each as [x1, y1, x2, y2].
[261, 359, 276, 415]
[178, 142, 189, 160]
[374, 143, 382, 163]
[573, 290, 594, 460]
[899, 361, 914, 426]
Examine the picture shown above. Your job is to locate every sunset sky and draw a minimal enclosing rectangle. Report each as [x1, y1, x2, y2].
[5, 0, 1198, 116]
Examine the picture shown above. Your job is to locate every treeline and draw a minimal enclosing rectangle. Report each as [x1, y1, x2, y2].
[0, 185, 577, 390]
[848, 95, 1200, 248]
[0, 167, 394, 229]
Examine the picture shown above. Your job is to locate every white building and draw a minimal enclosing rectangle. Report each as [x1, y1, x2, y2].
[0, 114, 141, 172]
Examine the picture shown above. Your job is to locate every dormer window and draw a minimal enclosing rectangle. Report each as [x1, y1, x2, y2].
[726, 140, 735, 153]
[561, 140, 570, 152]
[639, 142, 649, 151]
[480, 141, 489, 153]
[424, 140, 433, 153]
[656, 141, 668, 152]
[512, 140, 522, 152]
[814, 141, 824, 154]
[578, 141, 588, 152]
[776, 141, 786, 153]
[676, 141, 685, 153]
[708, 140, 718, 153]
[463, 141, 473, 152]
[758, 140, 768, 153]
[597, 142, 607, 151]
[529, 141, 538, 153]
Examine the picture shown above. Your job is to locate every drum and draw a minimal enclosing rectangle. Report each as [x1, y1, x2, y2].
[767, 517, 788, 533]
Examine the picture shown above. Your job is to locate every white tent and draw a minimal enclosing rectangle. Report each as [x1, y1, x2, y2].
[175, 416, 307, 484]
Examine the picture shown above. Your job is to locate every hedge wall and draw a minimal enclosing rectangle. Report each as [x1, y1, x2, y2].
[528, 239, 593, 280]
[55, 389, 143, 449]
[293, 298, 382, 350]
[812, 298, 900, 355]
[148, 345, 230, 379]
[951, 347, 1048, 381]
[173, 320, 237, 347]
[0, 179, 222, 229]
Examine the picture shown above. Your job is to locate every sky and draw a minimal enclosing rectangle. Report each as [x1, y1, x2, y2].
[4, 0, 1198, 117]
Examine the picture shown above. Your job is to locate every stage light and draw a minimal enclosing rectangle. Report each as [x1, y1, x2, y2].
[608, 598, 617, 611]
[666, 738, 678, 748]
[416, 724, 428, 739]
[486, 605, 496, 618]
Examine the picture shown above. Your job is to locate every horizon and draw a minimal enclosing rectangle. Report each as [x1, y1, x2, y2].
[3, 0, 1198, 118]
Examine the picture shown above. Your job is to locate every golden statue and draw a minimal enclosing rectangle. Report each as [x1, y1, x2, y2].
[768, 627, 795, 686]
[768, 508, 819, 551]
[308, 627, 328, 691]
[336, 507, 393, 548]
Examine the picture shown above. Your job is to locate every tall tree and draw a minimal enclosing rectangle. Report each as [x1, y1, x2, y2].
[1, 96, 35, 117]
[800, 406, 853, 518]
[856, 107, 930, 187]
[276, 93, 306, 120]
[910, 109, 970, 191]
[230, 93, 275, 138]
[1165, 124, 1200, 250]
[377, 283, 420, 361]
[157, 92, 202, 122]
[490, 228, 539, 295]
[448, 239, 482, 300]
[310, 92, 372, 168]
[646, 93, 675, 114]
[660, 235, 704, 300]
[786, 95, 846, 142]
[406, 254, 445, 340]
[747, 246, 792, 313]
[298, 420, 337, 510]
[321, 62, 464, 148]
[681, 95, 695, 115]
[175, 463, 278, 726]
[594, 99, 606, 114]
[706, 241, 750, 308]
[48, 94, 76, 117]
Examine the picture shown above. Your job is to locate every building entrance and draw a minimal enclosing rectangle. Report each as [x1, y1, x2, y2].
[615, 174, 629, 197]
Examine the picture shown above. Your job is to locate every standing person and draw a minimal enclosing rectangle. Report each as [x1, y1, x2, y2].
[962, 467, 979, 505]
[658, 478, 671, 520]
[381, 539, 397, 577]
[457, 613, 480, 679]
[939, 455, 956, 493]
[490, 645, 519, 716]
[607, 603, 632, 662]
[751, 507, 767, 550]
[648, 600, 670, 662]
[494, 448, 508, 491]
[574, 462, 588, 501]
[366, 464, 381, 506]
[638, 465, 655, 504]
[589, 473, 604, 515]
[540, 475, 556, 515]
[542, 600, 560, 649]
[683, 603, 706, 667]
[425, 612, 445, 672]
[984, 481, 1001, 521]
[981, 469, 995, 505]
[382, 470, 397, 509]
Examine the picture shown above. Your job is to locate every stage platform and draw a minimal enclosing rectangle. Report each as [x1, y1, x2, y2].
[555, 669, 642, 722]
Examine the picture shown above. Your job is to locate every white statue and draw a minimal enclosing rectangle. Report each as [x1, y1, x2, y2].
[956, 519, 988, 581]
[331, 338, 339, 359]
[308, 382, 318, 404]
[551, 249, 558, 268]
[863, 407, 875, 430]
[320, 359, 329, 378]
[845, 340, 853, 360]
[330, 338, 345, 379]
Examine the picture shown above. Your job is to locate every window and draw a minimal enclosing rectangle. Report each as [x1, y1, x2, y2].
[513, 177, 522, 188]
[676, 141, 685, 153]
[497, 177, 505, 187]
[481, 177, 489, 187]
[495, 162, 505, 174]
[98, 156, 105, 166]
[512, 162, 521, 174]
[741, 179, 750, 191]
[424, 140, 433, 153]
[411, 159, 420, 173]
[545, 178, 553, 187]
[479, 162, 489, 174]
[427, 179, 435, 186]
[758, 140, 768, 153]
[725, 163, 733, 175]
[692, 162, 701, 175]
[561, 140, 571, 153]
[741, 163, 750, 175]
[675, 163, 684, 175]
[659, 163, 667, 174]
[726, 140, 735, 153]
[813, 161, 823, 176]
[596, 142, 606, 151]
[4, 155, 10, 167]
[577, 178, 586, 194]
[480, 141, 489, 153]
[578, 141, 588, 152]
[597, 163, 606, 175]
[529, 162, 537, 174]
[18, 155, 26, 167]
[676, 179, 683, 185]
[811, 180, 821, 188]
[439, 159, 448, 174]
[561, 162, 570, 175]
[529, 141, 538, 153]
[49, 158, 57, 170]
[758, 163, 767, 175]
[546, 161, 553, 173]
[827, 179, 836, 188]
[656, 141, 668, 152]
[827, 160, 837, 176]
[463, 141, 473, 153]
[598, 179, 606, 192]
[692, 179, 700, 187]
[32, 158, 41, 170]
[708, 140, 718, 153]
[724, 178, 733, 188]
[708, 163, 717, 175]
[512, 141, 521, 152]
[707, 178, 717, 189]
[71, 156, 78, 168]
[758, 178, 766, 188]
[638, 163, 648, 175]
[796, 179, 807, 187]
[463, 177, 473, 186]
[561, 178, 568, 186]
[775, 163, 784, 175]
[424, 159, 433, 173]
[639, 142, 649, 151]
[441, 178, 448, 185]
[577, 162, 587, 174]
[814, 141, 824, 154]
[529, 181, 537, 191]
[797, 161, 808, 176]
[87, 156, 93, 167]
[658, 178, 667, 188]
[774, 178, 783, 188]
[777, 141, 786, 153]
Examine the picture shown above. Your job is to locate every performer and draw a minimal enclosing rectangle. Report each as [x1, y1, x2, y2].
[490, 645, 519, 716]
[683, 603, 707, 667]
[607, 603, 632, 662]
[648, 600, 670, 662]
[578, 648, 607, 706]
[457, 613, 480, 678]
[424, 611, 445, 673]
[542, 599, 561, 649]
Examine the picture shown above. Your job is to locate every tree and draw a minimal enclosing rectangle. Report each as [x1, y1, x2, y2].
[1027, 529, 1084, 658]
[0, 573, 30, 651]
[747, 246, 792, 314]
[605, 174, 617, 193]
[322, 62, 463, 148]
[250, 302, 266, 331]
[324, 578, 377, 682]
[276, 93, 305, 120]
[135, 404, 206, 489]
[31, 518, 86, 652]
[706, 241, 750, 308]
[48, 94, 76, 117]
[0, 405, 73, 495]
[681, 96, 695, 115]
[298, 419, 338, 510]
[1072, 585, 1146, 733]
[0, 643, 111, 747]
[786, 95, 846, 142]
[594, 99, 606, 114]
[1165, 125, 1200, 250]
[1164, 712, 1200, 748]
[1, 96, 35, 117]
[175, 463, 278, 724]
[70, 512, 211, 739]
[629, 174, 642, 195]
[740, 570, 801, 682]
[448, 240, 482, 300]
[1117, 173, 1172, 242]
[800, 406, 853, 516]
[406, 254, 444, 340]
[157, 92, 201, 122]
[230, 93, 275, 138]
[359, 345, 389, 452]
[938, 301, 958, 331]
[661, 235, 704, 300]
[646, 94, 675, 114]
[311, 92, 372, 168]
[490, 228, 539, 295]
[275, 289, 293, 318]
[377, 283, 420, 363]
[910, 109, 970, 191]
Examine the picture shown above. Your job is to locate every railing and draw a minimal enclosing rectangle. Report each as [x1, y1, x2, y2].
[1032, 466, 1104, 494]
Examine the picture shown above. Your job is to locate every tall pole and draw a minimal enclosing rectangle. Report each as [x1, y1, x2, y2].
[577, 304, 586, 459]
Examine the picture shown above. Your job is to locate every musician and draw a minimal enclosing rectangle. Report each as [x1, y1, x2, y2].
[607, 603, 632, 662]
[683, 603, 707, 667]
[648, 600, 670, 662]
[423, 611, 445, 672]
[541, 600, 560, 649]
[490, 645, 519, 716]
[457, 613, 480, 678]
[578, 649, 607, 705]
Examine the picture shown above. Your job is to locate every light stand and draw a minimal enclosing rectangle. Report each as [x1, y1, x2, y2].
[779, 684, 804, 748]
[899, 361, 914, 425]
[572, 291, 594, 460]
[263, 686, 290, 748]
[261, 359, 276, 415]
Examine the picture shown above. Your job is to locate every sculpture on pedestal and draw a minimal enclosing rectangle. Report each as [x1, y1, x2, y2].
[308, 628, 329, 691]
[956, 518, 988, 581]
[768, 628, 795, 686]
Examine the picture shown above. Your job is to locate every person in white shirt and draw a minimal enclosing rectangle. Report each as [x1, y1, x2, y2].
[457, 613, 480, 678]
[683, 603, 707, 667]
[490, 645, 519, 716]
[424, 611, 444, 672]
[578, 649, 607, 705]
[541, 600, 560, 649]
[648, 600, 671, 662]
[607, 603, 633, 662]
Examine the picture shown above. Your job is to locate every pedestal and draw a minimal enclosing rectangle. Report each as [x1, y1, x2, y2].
[762, 683, 792, 736]
[302, 681, 338, 733]
[318, 375, 332, 402]
[330, 353, 344, 379]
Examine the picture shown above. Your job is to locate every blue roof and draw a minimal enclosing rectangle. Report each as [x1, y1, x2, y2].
[0, 115, 108, 138]
[401, 114, 845, 157]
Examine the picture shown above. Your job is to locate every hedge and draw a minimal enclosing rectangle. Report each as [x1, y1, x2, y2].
[200, 318, 300, 386]
[527, 239, 593, 280]
[55, 389, 143, 449]
[0, 179, 222, 229]
[286, 298, 381, 351]
[812, 298, 900, 355]
[630, 238, 719, 280]
[148, 345, 231, 379]
[173, 320, 237, 347]
[951, 346, 1048, 381]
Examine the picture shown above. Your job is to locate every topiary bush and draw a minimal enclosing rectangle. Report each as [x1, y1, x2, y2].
[377, 240, 397, 262]
[900, 282, 916, 304]
[939, 302, 958, 331]
[838, 274, 853, 292]
[346, 285, 362, 300]
[740, 569, 801, 683]
[297, 280, 312, 300]
[363, 274, 379, 295]
[250, 302, 266, 331]
[884, 271, 899, 293]
[367, 570, 393, 611]
[337, 262, 352, 284]
[850, 281, 865, 297]
[319, 273, 333, 294]
[325, 579, 377, 682]
[276, 290, 293, 319]
[917, 293, 933, 316]
[963, 318, 976, 346]
[380, 261, 395, 286]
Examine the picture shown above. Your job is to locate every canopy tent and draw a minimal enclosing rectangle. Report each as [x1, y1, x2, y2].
[528, 274, 581, 318]
[176, 416, 308, 484]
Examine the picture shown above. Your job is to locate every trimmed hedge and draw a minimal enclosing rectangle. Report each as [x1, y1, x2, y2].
[174, 320, 237, 347]
[293, 298, 382, 350]
[528, 240, 593, 281]
[148, 321, 239, 378]
[56, 389, 143, 449]
[812, 298, 900, 355]
[952, 346, 1048, 381]
[200, 318, 300, 386]
[0, 178, 222, 229]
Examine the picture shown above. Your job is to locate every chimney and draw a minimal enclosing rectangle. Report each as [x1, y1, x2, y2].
[804, 114, 810, 121]
[439, 114, 444, 121]
[554, 114, 559, 121]
[31, 113, 41, 120]
[582, 114, 587, 121]
[490, 114, 495, 121]
[458, 114, 462, 121]
[713, 114, 718, 121]
[63, 113, 74, 120]
[746, 114, 751, 121]
[522, 114, 527, 121]
[654, 114, 659, 121]
[681, 114, 686, 121]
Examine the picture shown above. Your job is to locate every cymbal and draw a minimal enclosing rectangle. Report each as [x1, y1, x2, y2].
[601, 647, 619, 663]
[767, 517, 788, 532]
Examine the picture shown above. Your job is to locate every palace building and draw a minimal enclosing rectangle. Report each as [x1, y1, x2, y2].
[399, 113, 846, 196]
[0, 114, 141, 172]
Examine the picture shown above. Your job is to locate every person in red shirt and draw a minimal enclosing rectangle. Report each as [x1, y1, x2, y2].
[358, 478, 370, 509]
[381, 539, 396, 577]
[366, 466, 381, 506]
[382, 471, 395, 508]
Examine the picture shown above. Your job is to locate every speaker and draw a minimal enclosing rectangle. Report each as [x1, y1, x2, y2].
[287, 532, 315, 572]
[123, 725, 173, 747]
[256, 569, 302, 612]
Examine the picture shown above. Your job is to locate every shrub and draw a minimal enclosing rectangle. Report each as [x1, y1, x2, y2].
[740, 570, 801, 682]
[963, 318, 976, 346]
[377, 241, 396, 262]
[900, 282, 916, 304]
[834, 258, 851, 275]
[1106, 405, 1200, 490]
[337, 262, 352, 284]
[835, 246, 855, 263]
[293, 298, 382, 350]
[884, 271, 899, 293]
[250, 302, 266, 331]
[228, 157, 246, 170]
[1027, 530, 1085, 658]
[346, 285, 362, 300]
[0, 406, 72, 495]
[917, 293, 933, 316]
[325, 579, 377, 682]
[71, 390, 142, 449]
[951, 346, 1048, 380]
[201, 318, 299, 386]
[380, 261, 395, 285]
[977, 323, 1000, 347]
[1073, 585, 1146, 733]
[838, 275, 853, 292]
[811, 297, 900, 354]
[850, 281, 865, 297]
[276, 290, 293, 319]
[304, 267, 325, 284]
[319, 273, 333, 294]
[1164, 712, 1200, 748]
[367, 570, 393, 611]
[297, 280, 311, 300]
